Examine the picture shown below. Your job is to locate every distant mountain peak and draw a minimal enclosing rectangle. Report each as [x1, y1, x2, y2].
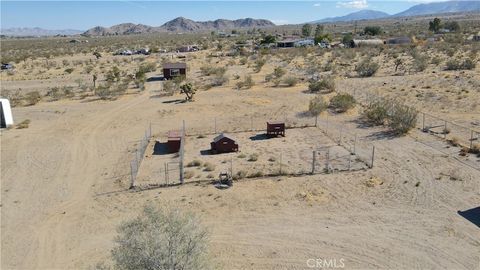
[313, 9, 390, 23]
[83, 17, 275, 36]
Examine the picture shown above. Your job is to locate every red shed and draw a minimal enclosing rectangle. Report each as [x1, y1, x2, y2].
[210, 133, 238, 154]
[267, 121, 285, 137]
[167, 130, 182, 153]
[163, 62, 186, 80]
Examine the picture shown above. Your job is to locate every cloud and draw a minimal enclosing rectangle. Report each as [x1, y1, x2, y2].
[313, 3, 321, 7]
[336, 0, 368, 9]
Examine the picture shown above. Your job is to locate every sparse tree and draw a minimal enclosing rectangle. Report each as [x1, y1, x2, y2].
[93, 74, 97, 88]
[364, 26, 382, 36]
[429, 18, 442, 33]
[394, 58, 403, 72]
[93, 52, 102, 59]
[314, 24, 324, 38]
[302, 24, 312, 37]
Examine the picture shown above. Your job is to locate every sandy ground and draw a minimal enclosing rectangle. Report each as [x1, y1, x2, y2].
[1, 50, 480, 269]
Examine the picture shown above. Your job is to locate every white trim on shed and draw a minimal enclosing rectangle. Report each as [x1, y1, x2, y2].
[0, 98, 14, 128]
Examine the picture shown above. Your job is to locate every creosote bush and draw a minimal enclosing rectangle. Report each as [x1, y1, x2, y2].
[110, 204, 210, 270]
[329, 93, 356, 113]
[362, 98, 417, 135]
[445, 59, 476, 70]
[308, 76, 335, 93]
[356, 58, 379, 77]
[283, 76, 298, 87]
[308, 95, 328, 116]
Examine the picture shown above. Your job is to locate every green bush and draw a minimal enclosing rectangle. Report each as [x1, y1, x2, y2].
[283, 76, 298, 87]
[24, 91, 41, 106]
[308, 76, 335, 93]
[329, 93, 356, 113]
[356, 59, 379, 77]
[388, 103, 418, 135]
[445, 59, 476, 70]
[308, 95, 328, 116]
[362, 99, 390, 125]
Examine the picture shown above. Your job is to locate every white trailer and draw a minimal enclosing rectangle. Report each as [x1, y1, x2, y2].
[0, 98, 14, 128]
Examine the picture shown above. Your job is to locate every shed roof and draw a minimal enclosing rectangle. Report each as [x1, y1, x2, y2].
[212, 133, 236, 143]
[163, 62, 186, 69]
[267, 121, 285, 125]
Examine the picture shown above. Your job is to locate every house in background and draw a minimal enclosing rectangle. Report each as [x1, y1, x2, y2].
[277, 38, 315, 48]
[0, 98, 14, 128]
[386, 37, 411, 45]
[163, 62, 186, 80]
[210, 133, 238, 154]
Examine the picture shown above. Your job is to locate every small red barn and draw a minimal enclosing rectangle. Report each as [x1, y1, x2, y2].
[210, 133, 238, 154]
[167, 130, 182, 153]
[163, 63, 186, 80]
[267, 121, 285, 137]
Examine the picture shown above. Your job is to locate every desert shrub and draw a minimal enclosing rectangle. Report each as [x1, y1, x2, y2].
[239, 58, 247, 65]
[95, 84, 113, 100]
[248, 153, 259, 162]
[2, 90, 23, 107]
[388, 103, 418, 135]
[329, 93, 356, 113]
[308, 95, 328, 116]
[248, 171, 264, 178]
[106, 66, 122, 82]
[283, 76, 298, 87]
[139, 62, 157, 73]
[308, 76, 335, 93]
[237, 153, 246, 158]
[200, 65, 226, 76]
[363, 99, 390, 125]
[273, 67, 286, 79]
[211, 74, 229, 87]
[111, 204, 210, 270]
[413, 54, 429, 72]
[356, 58, 379, 77]
[163, 80, 176, 95]
[64, 68, 74, 74]
[364, 26, 382, 36]
[203, 162, 215, 171]
[16, 119, 31, 129]
[233, 170, 247, 180]
[24, 91, 41, 106]
[187, 160, 202, 167]
[236, 75, 254, 90]
[253, 58, 266, 73]
[445, 59, 476, 70]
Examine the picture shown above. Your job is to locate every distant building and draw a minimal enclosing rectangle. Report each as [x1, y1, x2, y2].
[473, 35, 480, 42]
[277, 38, 315, 48]
[386, 37, 411, 45]
[350, 39, 385, 48]
[177, 45, 199, 52]
[163, 62, 186, 80]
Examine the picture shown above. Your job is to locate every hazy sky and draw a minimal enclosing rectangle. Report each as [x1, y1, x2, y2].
[1, 1, 447, 30]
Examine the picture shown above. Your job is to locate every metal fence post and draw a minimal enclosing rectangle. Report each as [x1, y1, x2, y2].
[312, 151, 316, 174]
[422, 113, 425, 131]
[353, 134, 357, 154]
[214, 117, 217, 134]
[179, 120, 185, 184]
[279, 153, 283, 175]
[130, 161, 135, 189]
[470, 130, 474, 149]
[315, 115, 318, 127]
[325, 148, 330, 173]
[370, 146, 375, 168]
[250, 116, 253, 131]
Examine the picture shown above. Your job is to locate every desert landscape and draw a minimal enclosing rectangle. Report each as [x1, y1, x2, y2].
[1, 2, 480, 269]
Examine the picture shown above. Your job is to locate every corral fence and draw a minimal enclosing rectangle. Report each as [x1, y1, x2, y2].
[338, 89, 480, 153]
[420, 112, 480, 150]
[129, 124, 152, 188]
[133, 113, 374, 188]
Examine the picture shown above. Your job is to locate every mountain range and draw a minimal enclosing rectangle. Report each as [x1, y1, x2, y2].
[2, 1, 480, 36]
[0, 27, 83, 37]
[314, 0, 480, 23]
[82, 17, 275, 36]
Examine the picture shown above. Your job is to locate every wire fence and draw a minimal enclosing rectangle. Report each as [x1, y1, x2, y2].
[337, 88, 480, 153]
[131, 113, 375, 188]
[129, 124, 152, 188]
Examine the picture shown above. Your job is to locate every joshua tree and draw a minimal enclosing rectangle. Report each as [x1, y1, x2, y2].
[93, 51, 102, 59]
[180, 83, 196, 101]
[394, 58, 403, 72]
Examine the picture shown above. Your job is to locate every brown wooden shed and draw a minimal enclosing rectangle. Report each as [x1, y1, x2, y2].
[267, 121, 285, 137]
[210, 133, 238, 154]
[167, 130, 182, 153]
[163, 62, 186, 80]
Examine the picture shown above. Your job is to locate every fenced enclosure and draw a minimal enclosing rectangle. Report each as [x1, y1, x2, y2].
[131, 114, 375, 189]
[129, 124, 152, 188]
[337, 89, 480, 153]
